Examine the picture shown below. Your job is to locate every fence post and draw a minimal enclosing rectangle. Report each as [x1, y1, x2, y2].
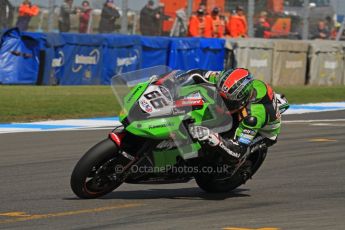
[120, 0, 128, 34]
[302, 0, 310, 40]
[247, 0, 255, 37]
[48, 0, 55, 32]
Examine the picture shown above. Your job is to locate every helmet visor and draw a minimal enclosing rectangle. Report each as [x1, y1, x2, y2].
[228, 77, 253, 100]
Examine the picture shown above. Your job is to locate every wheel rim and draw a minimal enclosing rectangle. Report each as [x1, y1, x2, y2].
[83, 158, 121, 195]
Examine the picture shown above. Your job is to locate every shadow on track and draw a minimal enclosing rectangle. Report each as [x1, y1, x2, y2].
[65, 187, 250, 201]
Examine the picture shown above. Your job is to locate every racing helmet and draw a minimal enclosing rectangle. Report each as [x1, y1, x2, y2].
[217, 68, 254, 111]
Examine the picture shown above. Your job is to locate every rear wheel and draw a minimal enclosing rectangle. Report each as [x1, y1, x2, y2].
[70, 139, 128, 199]
[195, 149, 267, 193]
[195, 165, 248, 193]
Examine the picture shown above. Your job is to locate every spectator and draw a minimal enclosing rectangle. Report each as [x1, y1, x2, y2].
[227, 5, 247, 38]
[311, 20, 330, 39]
[155, 3, 170, 36]
[78, 1, 92, 33]
[209, 7, 224, 38]
[219, 15, 227, 37]
[59, 0, 76, 32]
[255, 11, 270, 38]
[188, 8, 212, 38]
[330, 22, 341, 40]
[15, 0, 39, 31]
[140, 0, 160, 36]
[170, 7, 187, 37]
[325, 16, 334, 32]
[99, 0, 120, 33]
[0, 0, 14, 30]
[198, 3, 207, 14]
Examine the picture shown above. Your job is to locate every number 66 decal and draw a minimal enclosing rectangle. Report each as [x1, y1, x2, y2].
[144, 90, 169, 109]
[139, 85, 173, 113]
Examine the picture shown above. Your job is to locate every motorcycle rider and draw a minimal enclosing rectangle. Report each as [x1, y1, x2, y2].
[184, 68, 289, 163]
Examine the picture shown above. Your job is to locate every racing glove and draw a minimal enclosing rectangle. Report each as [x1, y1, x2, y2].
[183, 70, 222, 84]
[275, 93, 289, 114]
[204, 71, 222, 82]
[189, 126, 221, 146]
[189, 126, 246, 160]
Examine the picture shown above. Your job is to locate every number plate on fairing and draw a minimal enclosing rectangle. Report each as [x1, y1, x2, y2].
[139, 85, 173, 115]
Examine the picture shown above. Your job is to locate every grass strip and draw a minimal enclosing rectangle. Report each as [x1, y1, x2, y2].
[0, 85, 344, 123]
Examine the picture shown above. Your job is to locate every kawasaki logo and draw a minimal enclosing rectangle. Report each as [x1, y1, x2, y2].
[148, 122, 174, 129]
[127, 86, 142, 103]
[219, 143, 241, 158]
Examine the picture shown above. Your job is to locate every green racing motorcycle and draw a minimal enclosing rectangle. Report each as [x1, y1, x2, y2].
[71, 66, 271, 199]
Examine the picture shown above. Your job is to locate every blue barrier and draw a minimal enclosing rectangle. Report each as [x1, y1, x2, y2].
[141, 36, 170, 68]
[0, 29, 228, 85]
[22, 32, 66, 85]
[102, 34, 142, 85]
[43, 33, 66, 85]
[168, 37, 225, 71]
[0, 28, 40, 84]
[168, 38, 201, 70]
[58, 33, 104, 85]
[199, 38, 225, 70]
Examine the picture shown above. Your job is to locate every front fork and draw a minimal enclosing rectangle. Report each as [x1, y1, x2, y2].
[107, 129, 158, 180]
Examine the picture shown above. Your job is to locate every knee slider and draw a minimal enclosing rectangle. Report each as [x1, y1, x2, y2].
[243, 116, 257, 127]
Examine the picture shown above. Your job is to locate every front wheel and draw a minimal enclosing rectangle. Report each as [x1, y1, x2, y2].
[70, 138, 127, 199]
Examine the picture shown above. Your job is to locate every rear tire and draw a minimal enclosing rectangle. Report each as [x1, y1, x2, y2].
[195, 149, 267, 193]
[195, 169, 245, 193]
[70, 139, 124, 199]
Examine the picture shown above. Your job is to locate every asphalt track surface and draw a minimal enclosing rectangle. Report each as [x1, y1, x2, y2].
[0, 110, 345, 230]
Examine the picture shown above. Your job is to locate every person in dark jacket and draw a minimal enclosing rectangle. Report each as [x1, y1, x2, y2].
[58, 0, 76, 32]
[15, 0, 40, 31]
[78, 0, 92, 33]
[255, 11, 270, 38]
[98, 0, 120, 33]
[311, 20, 330, 39]
[140, 0, 160, 36]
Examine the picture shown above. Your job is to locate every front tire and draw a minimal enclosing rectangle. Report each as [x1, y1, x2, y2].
[70, 138, 124, 199]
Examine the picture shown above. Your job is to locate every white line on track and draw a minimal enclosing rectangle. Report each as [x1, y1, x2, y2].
[283, 119, 345, 123]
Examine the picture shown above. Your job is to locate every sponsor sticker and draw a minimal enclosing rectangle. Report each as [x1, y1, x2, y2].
[139, 99, 153, 113]
[240, 133, 255, 140]
[243, 129, 256, 135]
[219, 143, 241, 158]
[250, 59, 268, 68]
[238, 137, 251, 145]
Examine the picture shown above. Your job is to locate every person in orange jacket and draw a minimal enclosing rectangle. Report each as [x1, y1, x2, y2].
[188, 8, 213, 38]
[16, 0, 39, 31]
[227, 5, 247, 38]
[209, 7, 224, 38]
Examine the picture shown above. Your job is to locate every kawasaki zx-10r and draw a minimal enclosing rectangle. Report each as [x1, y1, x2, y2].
[71, 66, 271, 199]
